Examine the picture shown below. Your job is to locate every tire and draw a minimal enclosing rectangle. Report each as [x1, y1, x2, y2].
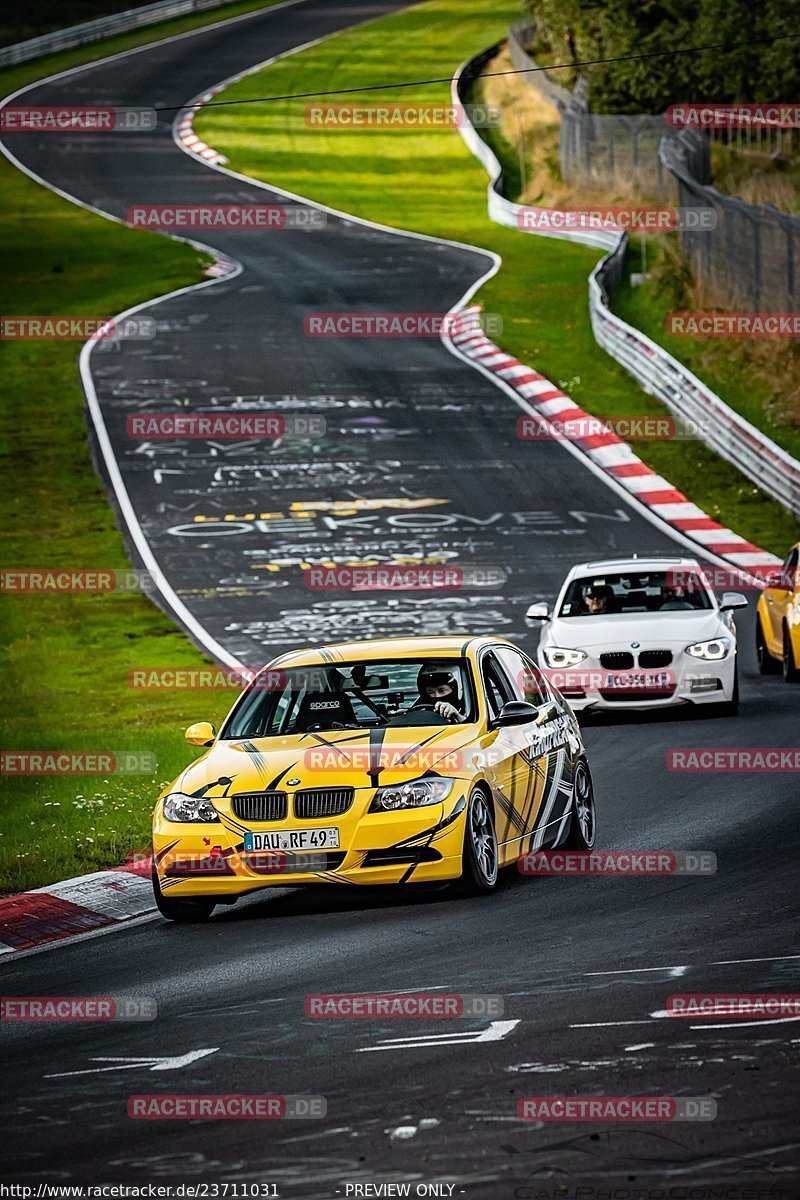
[562, 759, 596, 851]
[152, 868, 215, 923]
[756, 618, 780, 674]
[459, 787, 499, 894]
[783, 626, 800, 683]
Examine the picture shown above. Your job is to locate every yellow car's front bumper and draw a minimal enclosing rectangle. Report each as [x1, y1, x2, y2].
[153, 787, 470, 897]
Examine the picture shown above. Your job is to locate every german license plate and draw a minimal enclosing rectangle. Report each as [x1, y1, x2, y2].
[244, 827, 340, 852]
[605, 672, 671, 690]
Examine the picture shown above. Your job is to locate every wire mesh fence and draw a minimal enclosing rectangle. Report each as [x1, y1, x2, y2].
[508, 20, 798, 312]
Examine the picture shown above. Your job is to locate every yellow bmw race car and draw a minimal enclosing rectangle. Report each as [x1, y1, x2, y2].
[152, 636, 594, 921]
[755, 542, 800, 681]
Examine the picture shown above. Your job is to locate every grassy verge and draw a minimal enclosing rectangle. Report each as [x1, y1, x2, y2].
[0, 3, 289, 893]
[196, 1, 800, 552]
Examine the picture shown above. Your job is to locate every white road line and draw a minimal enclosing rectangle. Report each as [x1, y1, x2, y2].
[571, 1020, 656, 1028]
[584, 965, 689, 976]
[356, 1020, 520, 1052]
[689, 1016, 800, 1030]
[46, 1047, 219, 1078]
[709, 955, 800, 966]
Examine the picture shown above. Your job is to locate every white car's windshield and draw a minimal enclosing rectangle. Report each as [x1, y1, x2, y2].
[223, 658, 476, 738]
[559, 570, 713, 618]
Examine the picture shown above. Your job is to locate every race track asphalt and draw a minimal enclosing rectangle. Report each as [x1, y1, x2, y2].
[1, 1, 798, 1193]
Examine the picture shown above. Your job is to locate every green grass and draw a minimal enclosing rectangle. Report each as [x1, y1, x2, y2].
[196, 0, 800, 553]
[0, 3, 291, 893]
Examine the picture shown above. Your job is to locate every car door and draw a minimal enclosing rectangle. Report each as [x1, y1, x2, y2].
[476, 649, 528, 865]
[764, 547, 798, 651]
[493, 646, 577, 853]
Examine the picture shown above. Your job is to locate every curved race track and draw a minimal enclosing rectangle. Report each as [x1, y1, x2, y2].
[1, 1, 799, 1193]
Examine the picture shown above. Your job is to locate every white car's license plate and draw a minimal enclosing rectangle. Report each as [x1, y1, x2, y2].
[605, 672, 671, 690]
[244, 828, 340, 852]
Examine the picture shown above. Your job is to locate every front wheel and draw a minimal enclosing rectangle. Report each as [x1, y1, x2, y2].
[152, 868, 216, 923]
[562, 759, 596, 850]
[784, 627, 800, 682]
[459, 788, 499, 894]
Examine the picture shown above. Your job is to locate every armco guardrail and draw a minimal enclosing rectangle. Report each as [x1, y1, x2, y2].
[454, 51, 800, 520]
[0, 0, 241, 67]
[454, 48, 618, 254]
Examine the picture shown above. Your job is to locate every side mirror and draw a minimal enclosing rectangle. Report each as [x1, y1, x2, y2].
[534, 701, 559, 725]
[719, 591, 748, 611]
[185, 721, 216, 748]
[492, 700, 540, 728]
[526, 602, 550, 623]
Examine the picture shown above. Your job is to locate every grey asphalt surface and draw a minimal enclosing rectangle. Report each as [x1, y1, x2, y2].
[1, 0, 799, 1194]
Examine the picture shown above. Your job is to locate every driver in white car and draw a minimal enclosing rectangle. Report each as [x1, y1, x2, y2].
[584, 584, 614, 615]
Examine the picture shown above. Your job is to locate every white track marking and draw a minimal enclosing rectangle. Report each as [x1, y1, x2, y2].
[585, 965, 689, 977]
[356, 1020, 520, 1052]
[571, 1020, 656, 1028]
[689, 1017, 800, 1030]
[710, 955, 800, 966]
[45, 1047, 219, 1077]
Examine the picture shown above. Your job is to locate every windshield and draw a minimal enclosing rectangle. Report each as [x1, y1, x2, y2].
[223, 658, 476, 739]
[558, 570, 713, 617]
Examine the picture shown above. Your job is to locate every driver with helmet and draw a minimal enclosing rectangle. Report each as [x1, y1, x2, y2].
[412, 664, 466, 723]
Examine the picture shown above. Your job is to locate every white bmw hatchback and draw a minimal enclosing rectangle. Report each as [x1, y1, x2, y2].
[527, 557, 746, 715]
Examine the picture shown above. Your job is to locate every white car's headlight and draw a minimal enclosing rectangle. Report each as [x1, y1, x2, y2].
[542, 647, 588, 668]
[162, 792, 220, 823]
[371, 776, 455, 812]
[685, 637, 731, 661]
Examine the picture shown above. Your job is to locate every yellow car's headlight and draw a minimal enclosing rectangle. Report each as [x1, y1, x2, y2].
[371, 777, 455, 812]
[162, 792, 221, 823]
[685, 637, 731, 661]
